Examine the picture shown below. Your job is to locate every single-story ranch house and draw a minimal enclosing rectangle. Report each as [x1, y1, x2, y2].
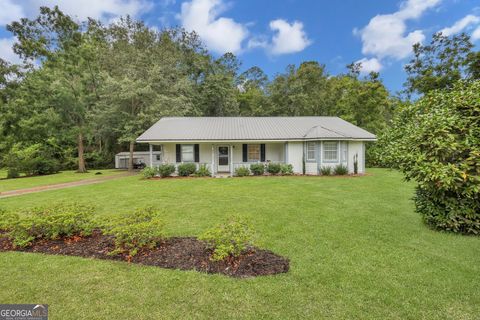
[134, 117, 376, 176]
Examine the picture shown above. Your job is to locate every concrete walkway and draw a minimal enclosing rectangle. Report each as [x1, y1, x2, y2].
[0, 172, 136, 199]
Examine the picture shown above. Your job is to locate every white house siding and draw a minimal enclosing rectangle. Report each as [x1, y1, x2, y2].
[146, 140, 366, 175]
[347, 141, 365, 174]
[286, 141, 304, 174]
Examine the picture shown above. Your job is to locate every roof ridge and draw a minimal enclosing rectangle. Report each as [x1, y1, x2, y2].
[303, 124, 348, 138]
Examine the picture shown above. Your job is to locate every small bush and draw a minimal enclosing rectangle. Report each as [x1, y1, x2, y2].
[157, 164, 175, 177]
[0, 209, 18, 231]
[195, 164, 211, 177]
[320, 166, 332, 175]
[235, 166, 250, 177]
[250, 163, 265, 176]
[266, 163, 281, 175]
[199, 216, 255, 261]
[334, 164, 348, 175]
[101, 207, 164, 257]
[280, 164, 294, 175]
[177, 163, 197, 176]
[142, 167, 156, 179]
[6, 168, 19, 179]
[5, 203, 95, 248]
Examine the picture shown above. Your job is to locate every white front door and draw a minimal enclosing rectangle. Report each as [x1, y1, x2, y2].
[217, 146, 230, 172]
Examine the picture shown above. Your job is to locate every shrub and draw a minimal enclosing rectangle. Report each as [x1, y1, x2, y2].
[157, 164, 175, 177]
[195, 164, 211, 177]
[235, 166, 250, 177]
[6, 168, 19, 179]
[177, 163, 197, 176]
[0, 209, 18, 231]
[5, 203, 95, 248]
[320, 166, 332, 176]
[199, 216, 255, 261]
[334, 164, 348, 175]
[266, 163, 281, 175]
[250, 163, 265, 176]
[280, 164, 294, 175]
[142, 166, 156, 179]
[4, 143, 60, 177]
[379, 81, 480, 234]
[101, 207, 164, 257]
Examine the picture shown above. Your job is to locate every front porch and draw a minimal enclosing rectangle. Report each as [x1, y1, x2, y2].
[147, 142, 287, 176]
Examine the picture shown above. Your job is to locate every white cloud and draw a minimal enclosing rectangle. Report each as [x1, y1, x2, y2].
[269, 19, 311, 55]
[34, 0, 153, 21]
[0, 0, 25, 25]
[356, 0, 441, 60]
[0, 37, 21, 64]
[440, 14, 480, 36]
[472, 26, 480, 41]
[179, 0, 248, 54]
[356, 57, 382, 73]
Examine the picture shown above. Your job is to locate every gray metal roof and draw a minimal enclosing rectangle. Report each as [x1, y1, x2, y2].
[136, 117, 376, 142]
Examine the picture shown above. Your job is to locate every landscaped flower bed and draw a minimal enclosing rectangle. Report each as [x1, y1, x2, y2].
[0, 232, 289, 278]
[0, 204, 289, 278]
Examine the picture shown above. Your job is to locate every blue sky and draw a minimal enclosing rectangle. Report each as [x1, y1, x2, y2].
[1, 0, 479, 94]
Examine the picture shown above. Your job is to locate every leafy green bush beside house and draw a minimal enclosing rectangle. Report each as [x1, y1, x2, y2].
[250, 163, 265, 176]
[177, 163, 197, 176]
[378, 81, 480, 235]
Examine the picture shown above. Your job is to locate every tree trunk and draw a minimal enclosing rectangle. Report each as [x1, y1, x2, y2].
[77, 132, 87, 173]
[128, 141, 134, 172]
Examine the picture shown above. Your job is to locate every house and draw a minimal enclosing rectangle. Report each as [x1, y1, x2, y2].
[136, 117, 376, 176]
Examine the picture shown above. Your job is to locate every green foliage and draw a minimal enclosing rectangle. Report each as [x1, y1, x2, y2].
[280, 164, 294, 175]
[0, 209, 18, 230]
[4, 203, 95, 247]
[320, 166, 332, 176]
[379, 81, 480, 234]
[4, 143, 60, 177]
[142, 167, 156, 179]
[266, 163, 281, 175]
[177, 163, 197, 176]
[334, 164, 348, 175]
[235, 166, 250, 177]
[199, 216, 255, 261]
[195, 164, 211, 177]
[101, 207, 164, 257]
[250, 163, 265, 176]
[404, 32, 479, 95]
[157, 164, 175, 178]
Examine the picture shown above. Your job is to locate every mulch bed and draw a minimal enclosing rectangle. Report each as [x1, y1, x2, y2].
[0, 231, 289, 278]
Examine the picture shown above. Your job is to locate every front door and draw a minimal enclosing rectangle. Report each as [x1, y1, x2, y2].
[217, 146, 230, 172]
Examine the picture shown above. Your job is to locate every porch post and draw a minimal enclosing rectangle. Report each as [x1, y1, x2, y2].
[230, 145, 233, 177]
[211, 145, 215, 177]
[149, 144, 153, 168]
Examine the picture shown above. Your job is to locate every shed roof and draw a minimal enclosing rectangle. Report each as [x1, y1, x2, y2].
[136, 117, 376, 142]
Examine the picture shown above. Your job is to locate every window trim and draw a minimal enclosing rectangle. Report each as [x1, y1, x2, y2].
[323, 141, 339, 163]
[306, 142, 316, 162]
[247, 144, 261, 162]
[181, 144, 195, 162]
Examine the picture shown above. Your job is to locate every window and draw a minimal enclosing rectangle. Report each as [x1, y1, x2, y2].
[248, 144, 260, 162]
[181, 144, 194, 162]
[156, 154, 161, 161]
[306, 142, 316, 161]
[323, 142, 338, 162]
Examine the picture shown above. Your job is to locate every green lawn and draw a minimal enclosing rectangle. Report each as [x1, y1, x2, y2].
[0, 169, 479, 319]
[0, 169, 125, 192]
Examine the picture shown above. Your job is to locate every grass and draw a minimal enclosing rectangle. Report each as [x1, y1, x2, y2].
[0, 168, 479, 319]
[0, 169, 125, 192]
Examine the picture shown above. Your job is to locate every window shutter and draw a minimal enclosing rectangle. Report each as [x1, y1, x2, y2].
[260, 144, 266, 162]
[242, 144, 248, 162]
[194, 144, 200, 162]
[176, 144, 181, 162]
